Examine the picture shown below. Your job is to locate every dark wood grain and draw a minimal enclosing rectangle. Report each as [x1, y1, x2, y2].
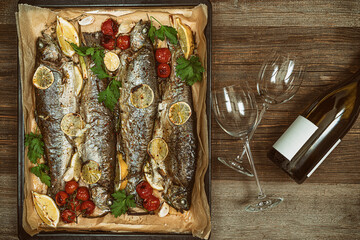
[1, 0, 360, 239]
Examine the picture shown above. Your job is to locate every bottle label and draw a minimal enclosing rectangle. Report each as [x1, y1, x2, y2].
[307, 139, 341, 177]
[273, 116, 318, 161]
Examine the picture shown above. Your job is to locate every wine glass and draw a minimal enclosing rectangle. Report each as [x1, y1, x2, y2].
[212, 84, 283, 212]
[235, 52, 306, 171]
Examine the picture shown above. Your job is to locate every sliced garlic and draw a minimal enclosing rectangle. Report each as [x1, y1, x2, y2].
[158, 202, 170, 218]
[118, 20, 135, 34]
[78, 16, 95, 26]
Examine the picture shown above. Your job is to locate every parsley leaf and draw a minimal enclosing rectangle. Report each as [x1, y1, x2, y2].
[31, 164, 51, 187]
[25, 132, 44, 164]
[149, 16, 178, 45]
[176, 56, 205, 86]
[110, 190, 136, 217]
[98, 80, 122, 112]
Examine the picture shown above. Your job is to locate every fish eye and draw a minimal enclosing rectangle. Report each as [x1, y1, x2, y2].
[142, 27, 148, 34]
[107, 199, 113, 206]
[180, 198, 187, 206]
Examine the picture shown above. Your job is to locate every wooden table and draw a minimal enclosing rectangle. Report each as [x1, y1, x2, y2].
[1, 0, 360, 239]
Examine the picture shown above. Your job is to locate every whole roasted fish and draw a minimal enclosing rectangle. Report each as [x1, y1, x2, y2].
[118, 21, 159, 203]
[80, 32, 117, 216]
[35, 32, 79, 197]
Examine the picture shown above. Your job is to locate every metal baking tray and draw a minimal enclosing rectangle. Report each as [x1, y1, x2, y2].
[17, 0, 212, 239]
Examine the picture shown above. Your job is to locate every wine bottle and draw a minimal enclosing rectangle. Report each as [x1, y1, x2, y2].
[267, 70, 360, 183]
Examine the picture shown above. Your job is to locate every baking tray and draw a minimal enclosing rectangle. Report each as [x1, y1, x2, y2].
[17, 0, 212, 239]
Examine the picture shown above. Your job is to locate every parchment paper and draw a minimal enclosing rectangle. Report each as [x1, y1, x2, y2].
[17, 3, 210, 239]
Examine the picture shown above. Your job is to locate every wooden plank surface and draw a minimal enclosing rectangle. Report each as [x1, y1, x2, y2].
[1, 0, 360, 239]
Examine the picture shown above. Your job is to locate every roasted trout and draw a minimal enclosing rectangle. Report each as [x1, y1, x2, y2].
[35, 32, 79, 197]
[118, 21, 159, 203]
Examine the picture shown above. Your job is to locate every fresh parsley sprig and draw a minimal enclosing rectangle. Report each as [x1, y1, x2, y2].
[25, 132, 51, 187]
[98, 79, 122, 112]
[148, 16, 178, 45]
[110, 190, 136, 217]
[176, 56, 204, 86]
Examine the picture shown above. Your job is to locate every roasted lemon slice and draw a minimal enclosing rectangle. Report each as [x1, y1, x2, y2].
[130, 84, 154, 109]
[60, 113, 85, 137]
[144, 161, 164, 191]
[168, 101, 192, 125]
[81, 160, 101, 185]
[175, 18, 194, 59]
[74, 65, 83, 96]
[56, 16, 80, 57]
[114, 153, 128, 191]
[147, 138, 168, 161]
[104, 52, 120, 72]
[32, 191, 60, 228]
[32, 65, 54, 90]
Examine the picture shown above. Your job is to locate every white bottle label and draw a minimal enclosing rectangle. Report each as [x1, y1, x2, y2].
[273, 116, 318, 161]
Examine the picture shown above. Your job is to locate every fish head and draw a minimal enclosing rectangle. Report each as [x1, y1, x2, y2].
[130, 20, 150, 51]
[90, 185, 111, 212]
[37, 35, 62, 63]
[166, 185, 191, 211]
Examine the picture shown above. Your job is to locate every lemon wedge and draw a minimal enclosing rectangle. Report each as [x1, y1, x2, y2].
[104, 52, 120, 72]
[168, 101, 192, 125]
[115, 153, 128, 191]
[73, 65, 83, 96]
[56, 16, 80, 57]
[81, 160, 101, 185]
[130, 84, 154, 109]
[60, 113, 85, 137]
[63, 152, 82, 182]
[32, 65, 54, 90]
[175, 18, 194, 59]
[144, 161, 164, 191]
[32, 191, 60, 227]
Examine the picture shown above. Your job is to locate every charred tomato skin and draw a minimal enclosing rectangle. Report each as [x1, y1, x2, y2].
[61, 209, 76, 223]
[136, 181, 153, 199]
[55, 191, 69, 206]
[117, 35, 130, 50]
[157, 63, 171, 78]
[65, 180, 79, 195]
[76, 187, 90, 201]
[81, 200, 96, 215]
[143, 195, 160, 211]
[155, 48, 171, 63]
[101, 35, 116, 50]
[101, 18, 119, 37]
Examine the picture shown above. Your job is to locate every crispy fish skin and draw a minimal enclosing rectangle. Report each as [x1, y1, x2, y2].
[119, 21, 159, 203]
[80, 33, 117, 216]
[35, 33, 78, 197]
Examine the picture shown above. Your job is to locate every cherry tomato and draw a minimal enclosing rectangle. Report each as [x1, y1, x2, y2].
[101, 18, 118, 37]
[65, 180, 79, 195]
[55, 191, 69, 206]
[70, 198, 81, 211]
[155, 48, 171, 63]
[157, 63, 171, 78]
[117, 35, 130, 50]
[101, 35, 116, 50]
[136, 181, 153, 199]
[81, 200, 96, 215]
[76, 187, 90, 201]
[61, 209, 76, 223]
[143, 195, 160, 211]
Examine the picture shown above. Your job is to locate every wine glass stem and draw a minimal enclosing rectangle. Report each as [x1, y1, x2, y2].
[243, 137, 266, 199]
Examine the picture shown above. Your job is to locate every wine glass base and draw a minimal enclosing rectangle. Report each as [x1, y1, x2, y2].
[245, 197, 283, 212]
[217, 157, 254, 177]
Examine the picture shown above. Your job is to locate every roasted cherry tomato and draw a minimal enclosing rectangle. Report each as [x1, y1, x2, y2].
[101, 35, 116, 50]
[76, 187, 90, 201]
[143, 195, 160, 211]
[117, 35, 130, 50]
[70, 198, 81, 212]
[157, 63, 171, 78]
[81, 200, 96, 215]
[101, 18, 118, 37]
[65, 180, 79, 195]
[155, 48, 171, 63]
[61, 209, 76, 223]
[136, 181, 153, 199]
[55, 191, 69, 206]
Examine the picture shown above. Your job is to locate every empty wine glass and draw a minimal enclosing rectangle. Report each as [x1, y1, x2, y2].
[212, 84, 283, 212]
[235, 52, 306, 171]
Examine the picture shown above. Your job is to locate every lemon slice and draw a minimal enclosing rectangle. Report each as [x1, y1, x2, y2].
[60, 113, 85, 137]
[32, 191, 60, 227]
[130, 84, 154, 109]
[81, 160, 101, 185]
[63, 152, 82, 182]
[115, 153, 128, 191]
[168, 101, 192, 125]
[147, 138, 168, 161]
[32, 65, 54, 90]
[144, 161, 164, 191]
[104, 52, 120, 72]
[56, 16, 80, 57]
[175, 18, 194, 59]
[73, 65, 83, 96]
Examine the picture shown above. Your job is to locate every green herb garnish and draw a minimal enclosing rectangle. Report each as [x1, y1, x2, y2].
[98, 79, 122, 112]
[25, 132, 51, 187]
[110, 190, 136, 217]
[149, 16, 178, 45]
[176, 56, 204, 86]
